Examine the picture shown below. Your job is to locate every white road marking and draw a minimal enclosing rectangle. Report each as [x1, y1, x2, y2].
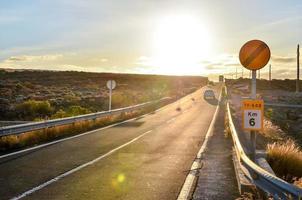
[166, 118, 176, 124]
[177, 86, 222, 200]
[11, 130, 153, 200]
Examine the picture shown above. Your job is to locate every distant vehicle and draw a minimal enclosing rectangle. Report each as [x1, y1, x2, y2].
[219, 75, 224, 82]
[204, 89, 216, 100]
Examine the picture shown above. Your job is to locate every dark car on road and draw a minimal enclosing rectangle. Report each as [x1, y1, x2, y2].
[204, 89, 216, 100]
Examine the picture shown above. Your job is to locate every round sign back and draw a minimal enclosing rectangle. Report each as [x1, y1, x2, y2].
[239, 40, 270, 70]
[106, 80, 116, 90]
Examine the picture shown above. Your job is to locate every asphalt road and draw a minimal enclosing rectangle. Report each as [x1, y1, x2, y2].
[0, 85, 221, 200]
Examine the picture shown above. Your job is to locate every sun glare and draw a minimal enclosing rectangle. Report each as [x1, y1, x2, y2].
[152, 14, 211, 75]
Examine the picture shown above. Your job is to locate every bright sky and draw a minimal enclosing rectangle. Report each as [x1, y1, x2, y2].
[0, 0, 301, 79]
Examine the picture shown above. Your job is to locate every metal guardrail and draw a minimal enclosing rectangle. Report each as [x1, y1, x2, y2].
[226, 87, 302, 199]
[0, 97, 171, 137]
[265, 103, 302, 109]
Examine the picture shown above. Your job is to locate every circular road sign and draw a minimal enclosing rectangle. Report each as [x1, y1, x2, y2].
[239, 40, 271, 70]
[106, 80, 116, 90]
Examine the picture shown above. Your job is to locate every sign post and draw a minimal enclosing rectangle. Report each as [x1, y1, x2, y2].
[239, 39, 270, 160]
[251, 70, 257, 160]
[106, 80, 116, 111]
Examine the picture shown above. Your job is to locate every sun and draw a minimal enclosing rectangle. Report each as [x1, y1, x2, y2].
[151, 14, 212, 75]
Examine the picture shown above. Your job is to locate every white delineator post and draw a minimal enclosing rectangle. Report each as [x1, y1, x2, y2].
[251, 70, 257, 160]
[109, 82, 112, 111]
[106, 80, 116, 111]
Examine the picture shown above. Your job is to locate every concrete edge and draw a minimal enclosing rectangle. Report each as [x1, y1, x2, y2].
[177, 85, 222, 200]
[232, 148, 256, 195]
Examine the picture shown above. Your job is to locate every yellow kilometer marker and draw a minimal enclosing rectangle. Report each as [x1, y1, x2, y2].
[242, 99, 264, 131]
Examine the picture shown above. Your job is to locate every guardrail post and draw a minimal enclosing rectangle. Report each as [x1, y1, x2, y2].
[250, 131, 256, 161]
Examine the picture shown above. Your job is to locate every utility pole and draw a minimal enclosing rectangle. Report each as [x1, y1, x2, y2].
[258, 69, 261, 79]
[242, 68, 244, 78]
[269, 64, 271, 81]
[236, 67, 238, 79]
[297, 44, 300, 93]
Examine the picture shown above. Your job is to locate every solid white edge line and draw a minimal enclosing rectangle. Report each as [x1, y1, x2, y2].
[177, 86, 222, 200]
[166, 117, 176, 124]
[11, 130, 153, 200]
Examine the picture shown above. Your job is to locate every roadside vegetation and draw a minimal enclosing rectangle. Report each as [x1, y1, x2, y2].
[0, 70, 207, 152]
[0, 100, 168, 152]
[226, 79, 302, 188]
[0, 70, 207, 121]
[266, 139, 302, 186]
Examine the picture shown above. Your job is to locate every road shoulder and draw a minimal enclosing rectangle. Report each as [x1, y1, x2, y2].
[193, 106, 240, 199]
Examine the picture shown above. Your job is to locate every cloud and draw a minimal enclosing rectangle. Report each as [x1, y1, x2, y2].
[135, 56, 151, 66]
[8, 56, 27, 62]
[199, 54, 240, 71]
[272, 55, 296, 63]
[224, 63, 241, 67]
[6, 54, 63, 63]
[262, 16, 302, 29]
[204, 63, 223, 70]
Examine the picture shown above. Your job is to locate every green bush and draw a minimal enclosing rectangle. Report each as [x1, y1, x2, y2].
[15, 100, 53, 120]
[51, 106, 91, 119]
[66, 106, 90, 116]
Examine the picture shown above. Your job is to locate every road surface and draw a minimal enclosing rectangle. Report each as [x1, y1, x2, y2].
[0, 85, 221, 200]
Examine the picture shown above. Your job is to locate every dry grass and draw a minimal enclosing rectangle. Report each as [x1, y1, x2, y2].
[293, 178, 302, 188]
[266, 139, 302, 183]
[235, 192, 257, 200]
[224, 102, 231, 138]
[224, 113, 231, 138]
[0, 101, 169, 152]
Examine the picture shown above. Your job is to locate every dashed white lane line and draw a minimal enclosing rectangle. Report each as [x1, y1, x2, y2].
[166, 118, 176, 124]
[11, 130, 153, 200]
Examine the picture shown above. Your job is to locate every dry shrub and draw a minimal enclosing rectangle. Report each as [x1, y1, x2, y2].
[224, 112, 231, 138]
[266, 139, 302, 182]
[293, 178, 302, 188]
